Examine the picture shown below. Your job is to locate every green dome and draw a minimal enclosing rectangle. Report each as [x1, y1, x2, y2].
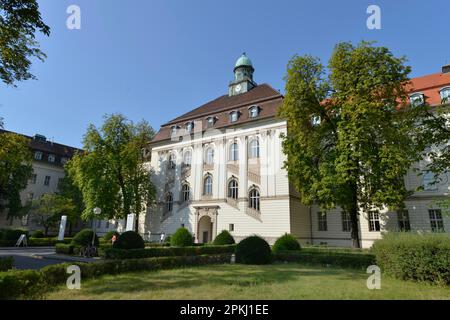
[235, 53, 253, 69]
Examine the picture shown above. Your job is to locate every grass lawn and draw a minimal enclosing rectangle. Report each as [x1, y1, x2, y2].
[46, 263, 450, 300]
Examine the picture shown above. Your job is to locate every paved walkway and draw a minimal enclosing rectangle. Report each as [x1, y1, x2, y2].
[0, 247, 98, 270]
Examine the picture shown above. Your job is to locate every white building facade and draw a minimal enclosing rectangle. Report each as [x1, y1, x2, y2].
[143, 55, 450, 248]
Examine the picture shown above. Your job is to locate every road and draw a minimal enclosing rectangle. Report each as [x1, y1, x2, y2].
[0, 247, 97, 270]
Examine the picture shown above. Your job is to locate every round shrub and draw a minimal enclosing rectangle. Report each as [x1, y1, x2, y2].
[113, 231, 144, 250]
[236, 235, 272, 265]
[103, 231, 120, 241]
[31, 230, 45, 238]
[170, 228, 194, 247]
[272, 233, 301, 253]
[71, 229, 99, 247]
[213, 230, 235, 245]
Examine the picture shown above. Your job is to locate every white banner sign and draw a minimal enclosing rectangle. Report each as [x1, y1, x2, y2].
[58, 215, 67, 241]
[126, 213, 136, 231]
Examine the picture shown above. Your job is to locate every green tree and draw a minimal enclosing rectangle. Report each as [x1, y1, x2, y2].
[0, 0, 50, 86]
[0, 131, 33, 218]
[67, 114, 156, 232]
[279, 42, 431, 248]
[29, 194, 76, 236]
[57, 171, 85, 235]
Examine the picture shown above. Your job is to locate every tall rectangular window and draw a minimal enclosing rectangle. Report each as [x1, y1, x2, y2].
[429, 209, 444, 232]
[368, 211, 381, 232]
[317, 212, 327, 231]
[229, 224, 234, 232]
[341, 212, 351, 232]
[44, 176, 51, 186]
[30, 174, 37, 184]
[397, 210, 411, 231]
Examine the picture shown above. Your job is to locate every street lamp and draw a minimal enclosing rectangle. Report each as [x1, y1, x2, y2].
[92, 207, 102, 246]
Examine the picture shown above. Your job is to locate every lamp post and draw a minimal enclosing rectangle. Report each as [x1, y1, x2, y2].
[92, 207, 102, 246]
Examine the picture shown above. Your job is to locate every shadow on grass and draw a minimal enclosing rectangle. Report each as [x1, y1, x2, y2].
[71, 263, 365, 296]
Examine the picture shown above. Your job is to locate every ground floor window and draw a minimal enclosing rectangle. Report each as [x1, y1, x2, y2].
[229, 224, 234, 232]
[341, 211, 351, 232]
[429, 209, 444, 232]
[368, 211, 380, 232]
[317, 212, 327, 231]
[397, 209, 410, 231]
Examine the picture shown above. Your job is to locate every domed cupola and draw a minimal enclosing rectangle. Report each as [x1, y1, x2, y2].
[229, 53, 257, 96]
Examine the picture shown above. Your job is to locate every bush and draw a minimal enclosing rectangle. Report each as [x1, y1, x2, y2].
[1, 254, 232, 299]
[213, 230, 235, 245]
[372, 232, 450, 285]
[102, 244, 236, 260]
[236, 236, 272, 265]
[29, 237, 73, 247]
[274, 250, 375, 269]
[71, 229, 99, 247]
[55, 243, 74, 255]
[31, 230, 45, 238]
[170, 228, 194, 247]
[0, 229, 28, 241]
[0, 270, 45, 300]
[272, 234, 301, 253]
[113, 231, 145, 250]
[103, 231, 120, 241]
[0, 257, 14, 271]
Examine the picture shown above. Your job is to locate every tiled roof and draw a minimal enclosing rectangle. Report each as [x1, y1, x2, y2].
[406, 72, 450, 106]
[152, 84, 283, 143]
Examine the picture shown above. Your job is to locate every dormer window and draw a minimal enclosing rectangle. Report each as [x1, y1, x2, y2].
[206, 117, 217, 128]
[230, 111, 239, 123]
[249, 106, 260, 118]
[185, 122, 194, 133]
[440, 87, 450, 103]
[409, 93, 424, 107]
[311, 115, 321, 127]
[170, 126, 179, 136]
[34, 151, 43, 160]
[61, 157, 68, 165]
[48, 154, 56, 163]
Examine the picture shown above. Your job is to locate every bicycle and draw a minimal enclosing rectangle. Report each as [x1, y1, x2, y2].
[80, 245, 97, 258]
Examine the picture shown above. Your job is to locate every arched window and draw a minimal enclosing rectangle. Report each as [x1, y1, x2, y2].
[203, 175, 213, 195]
[183, 150, 192, 166]
[440, 87, 450, 103]
[249, 106, 260, 118]
[228, 179, 239, 199]
[185, 122, 194, 133]
[249, 139, 260, 158]
[410, 93, 424, 107]
[230, 111, 239, 123]
[165, 193, 173, 212]
[230, 142, 239, 161]
[205, 147, 214, 165]
[249, 188, 260, 211]
[181, 184, 190, 202]
[168, 153, 176, 169]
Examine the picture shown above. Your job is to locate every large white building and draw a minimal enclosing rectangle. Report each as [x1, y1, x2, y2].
[145, 56, 449, 248]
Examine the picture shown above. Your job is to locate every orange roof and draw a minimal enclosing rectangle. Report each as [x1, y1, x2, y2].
[406, 72, 450, 106]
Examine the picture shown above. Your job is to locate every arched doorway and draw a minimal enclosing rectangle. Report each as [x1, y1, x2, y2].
[198, 216, 212, 244]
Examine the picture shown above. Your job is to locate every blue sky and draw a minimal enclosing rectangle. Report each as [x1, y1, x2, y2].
[1, 0, 449, 148]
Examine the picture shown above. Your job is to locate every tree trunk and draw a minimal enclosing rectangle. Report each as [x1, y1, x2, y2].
[349, 182, 361, 248]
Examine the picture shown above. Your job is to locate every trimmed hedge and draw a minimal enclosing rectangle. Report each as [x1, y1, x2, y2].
[273, 250, 375, 269]
[0, 254, 232, 299]
[113, 231, 144, 250]
[236, 236, 272, 265]
[29, 237, 73, 247]
[0, 257, 14, 271]
[103, 244, 236, 260]
[71, 229, 99, 247]
[372, 232, 450, 285]
[171, 228, 194, 247]
[31, 230, 45, 238]
[272, 234, 301, 253]
[213, 230, 235, 245]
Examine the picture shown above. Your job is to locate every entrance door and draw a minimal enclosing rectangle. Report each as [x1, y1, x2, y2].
[202, 231, 209, 243]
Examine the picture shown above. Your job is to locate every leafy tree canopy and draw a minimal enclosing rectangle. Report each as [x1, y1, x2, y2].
[67, 114, 156, 231]
[0, 0, 50, 86]
[279, 41, 432, 247]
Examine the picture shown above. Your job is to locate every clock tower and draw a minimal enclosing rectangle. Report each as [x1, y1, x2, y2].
[229, 53, 257, 96]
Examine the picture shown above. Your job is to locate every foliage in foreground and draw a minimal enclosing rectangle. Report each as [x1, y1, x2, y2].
[170, 228, 194, 247]
[272, 233, 301, 253]
[372, 232, 450, 286]
[0, 254, 231, 299]
[212, 230, 235, 245]
[236, 236, 272, 265]
[0, 257, 14, 271]
[113, 231, 144, 250]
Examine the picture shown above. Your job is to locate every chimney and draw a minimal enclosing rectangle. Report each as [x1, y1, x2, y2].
[443, 64, 450, 74]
